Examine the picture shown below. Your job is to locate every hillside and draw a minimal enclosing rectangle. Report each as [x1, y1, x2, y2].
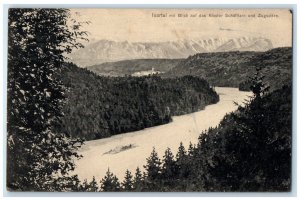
[86, 59, 183, 77]
[58, 63, 219, 140]
[165, 47, 292, 91]
[68, 37, 273, 66]
[192, 84, 292, 191]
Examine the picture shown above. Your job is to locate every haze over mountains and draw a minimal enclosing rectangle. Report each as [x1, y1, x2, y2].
[69, 37, 273, 66]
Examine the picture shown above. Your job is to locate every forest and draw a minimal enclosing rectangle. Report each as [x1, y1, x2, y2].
[63, 70, 291, 192]
[57, 63, 219, 140]
[166, 47, 292, 91]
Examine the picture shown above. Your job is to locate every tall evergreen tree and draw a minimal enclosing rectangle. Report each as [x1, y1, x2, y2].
[187, 142, 195, 157]
[198, 67, 291, 191]
[88, 176, 99, 192]
[229, 65, 271, 189]
[144, 147, 161, 181]
[176, 142, 187, 160]
[7, 8, 87, 191]
[79, 179, 89, 192]
[249, 66, 270, 99]
[100, 169, 121, 192]
[122, 169, 133, 191]
[175, 142, 188, 178]
[161, 147, 176, 179]
[133, 167, 143, 191]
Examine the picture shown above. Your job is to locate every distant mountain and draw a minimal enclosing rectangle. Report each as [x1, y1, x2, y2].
[69, 37, 273, 67]
[164, 47, 292, 91]
[86, 59, 183, 77]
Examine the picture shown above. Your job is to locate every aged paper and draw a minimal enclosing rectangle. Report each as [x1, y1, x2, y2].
[7, 8, 293, 192]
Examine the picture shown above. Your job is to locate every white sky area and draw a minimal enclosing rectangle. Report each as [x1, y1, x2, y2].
[71, 9, 292, 47]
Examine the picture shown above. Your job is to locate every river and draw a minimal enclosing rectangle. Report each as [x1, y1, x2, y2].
[73, 87, 252, 181]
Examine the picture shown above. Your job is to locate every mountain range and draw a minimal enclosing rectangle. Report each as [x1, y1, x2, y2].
[69, 37, 273, 67]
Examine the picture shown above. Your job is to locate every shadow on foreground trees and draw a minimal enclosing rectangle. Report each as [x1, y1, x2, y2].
[7, 9, 88, 191]
[194, 67, 291, 192]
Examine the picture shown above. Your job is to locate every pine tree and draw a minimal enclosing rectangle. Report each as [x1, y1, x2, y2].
[133, 167, 143, 191]
[176, 142, 187, 160]
[188, 142, 195, 157]
[249, 66, 270, 99]
[236, 65, 271, 187]
[7, 8, 87, 191]
[100, 169, 121, 192]
[142, 172, 147, 181]
[144, 147, 161, 181]
[88, 176, 98, 192]
[234, 66, 270, 149]
[122, 169, 133, 191]
[175, 142, 188, 178]
[161, 147, 176, 179]
[79, 179, 89, 191]
[203, 66, 278, 191]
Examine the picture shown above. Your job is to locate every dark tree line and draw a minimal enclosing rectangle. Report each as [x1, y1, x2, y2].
[52, 143, 195, 192]
[57, 63, 219, 140]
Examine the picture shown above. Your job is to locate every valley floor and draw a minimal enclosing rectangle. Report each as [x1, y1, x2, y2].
[73, 87, 252, 181]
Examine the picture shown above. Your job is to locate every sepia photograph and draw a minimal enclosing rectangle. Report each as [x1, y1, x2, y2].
[6, 7, 293, 193]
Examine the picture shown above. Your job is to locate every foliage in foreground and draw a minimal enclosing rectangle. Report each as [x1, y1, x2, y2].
[7, 8, 87, 191]
[194, 78, 291, 192]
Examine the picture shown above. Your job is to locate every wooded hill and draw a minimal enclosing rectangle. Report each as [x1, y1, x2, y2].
[86, 59, 183, 77]
[165, 47, 292, 91]
[57, 63, 219, 140]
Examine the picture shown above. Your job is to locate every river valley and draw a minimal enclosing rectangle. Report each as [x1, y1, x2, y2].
[73, 87, 252, 181]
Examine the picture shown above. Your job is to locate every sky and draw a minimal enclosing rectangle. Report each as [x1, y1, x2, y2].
[70, 9, 292, 47]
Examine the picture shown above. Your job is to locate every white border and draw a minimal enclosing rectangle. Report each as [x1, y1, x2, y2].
[1, 0, 299, 200]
